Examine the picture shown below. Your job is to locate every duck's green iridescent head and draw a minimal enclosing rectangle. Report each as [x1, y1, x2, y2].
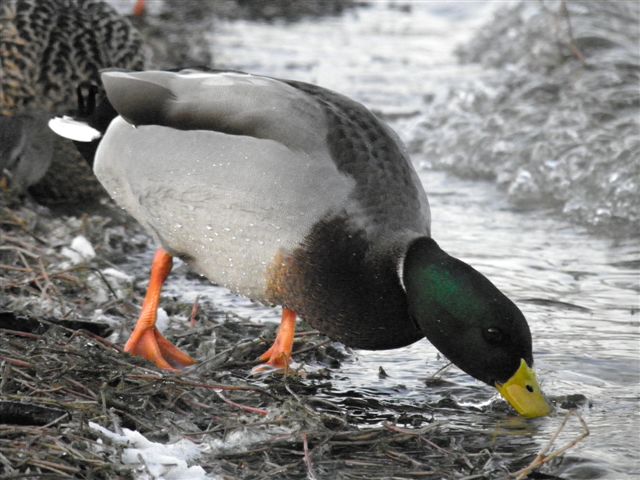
[403, 237, 551, 418]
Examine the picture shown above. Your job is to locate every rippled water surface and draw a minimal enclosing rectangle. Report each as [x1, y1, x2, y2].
[156, 3, 638, 478]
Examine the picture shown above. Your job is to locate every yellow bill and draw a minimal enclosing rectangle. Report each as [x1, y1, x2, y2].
[496, 358, 552, 418]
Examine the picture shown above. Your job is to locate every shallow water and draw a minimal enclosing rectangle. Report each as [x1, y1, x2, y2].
[152, 2, 638, 478]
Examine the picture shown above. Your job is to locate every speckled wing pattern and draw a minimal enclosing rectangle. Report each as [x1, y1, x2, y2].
[0, 0, 144, 197]
[0, 0, 144, 116]
[285, 79, 430, 235]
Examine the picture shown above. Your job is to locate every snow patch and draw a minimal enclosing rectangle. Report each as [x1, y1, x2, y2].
[102, 267, 134, 282]
[156, 308, 169, 332]
[86, 267, 134, 303]
[89, 422, 278, 479]
[206, 428, 272, 453]
[89, 422, 215, 479]
[60, 235, 96, 265]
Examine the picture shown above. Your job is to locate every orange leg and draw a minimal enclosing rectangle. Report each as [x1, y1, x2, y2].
[133, 0, 145, 16]
[124, 248, 196, 370]
[257, 308, 297, 370]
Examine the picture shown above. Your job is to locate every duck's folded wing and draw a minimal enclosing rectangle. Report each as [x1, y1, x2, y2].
[101, 70, 328, 152]
[93, 116, 355, 298]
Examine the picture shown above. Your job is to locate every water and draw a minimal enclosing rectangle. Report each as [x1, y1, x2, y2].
[150, 2, 638, 477]
[422, 0, 640, 233]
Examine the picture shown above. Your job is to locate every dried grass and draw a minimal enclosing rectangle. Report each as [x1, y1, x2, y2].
[0, 192, 587, 479]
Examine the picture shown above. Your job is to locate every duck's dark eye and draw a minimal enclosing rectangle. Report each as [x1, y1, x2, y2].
[483, 327, 504, 345]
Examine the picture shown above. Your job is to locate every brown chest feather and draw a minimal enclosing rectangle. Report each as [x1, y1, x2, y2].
[266, 215, 423, 350]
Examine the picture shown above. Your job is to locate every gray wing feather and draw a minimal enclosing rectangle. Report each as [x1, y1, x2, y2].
[94, 117, 354, 299]
[101, 70, 328, 152]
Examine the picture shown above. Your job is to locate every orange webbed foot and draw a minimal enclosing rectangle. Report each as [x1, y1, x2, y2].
[125, 325, 196, 371]
[124, 248, 196, 371]
[252, 308, 297, 374]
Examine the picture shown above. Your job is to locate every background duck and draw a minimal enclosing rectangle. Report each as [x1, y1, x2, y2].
[53, 68, 551, 418]
[0, 0, 144, 199]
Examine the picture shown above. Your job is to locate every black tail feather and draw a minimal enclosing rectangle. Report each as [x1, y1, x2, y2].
[73, 82, 118, 167]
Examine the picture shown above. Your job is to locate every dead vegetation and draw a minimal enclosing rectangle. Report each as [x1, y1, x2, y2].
[0, 193, 588, 479]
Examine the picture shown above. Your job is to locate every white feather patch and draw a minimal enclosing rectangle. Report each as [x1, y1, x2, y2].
[397, 252, 407, 293]
[48, 116, 101, 142]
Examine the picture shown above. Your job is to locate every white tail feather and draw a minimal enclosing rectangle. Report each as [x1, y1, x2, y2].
[48, 116, 101, 142]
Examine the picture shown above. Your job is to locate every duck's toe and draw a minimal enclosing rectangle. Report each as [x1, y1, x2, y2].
[251, 308, 297, 374]
[125, 326, 196, 371]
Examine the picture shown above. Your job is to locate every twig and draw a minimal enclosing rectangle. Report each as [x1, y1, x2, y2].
[87, 267, 119, 300]
[292, 339, 331, 357]
[0, 450, 15, 474]
[126, 374, 270, 395]
[384, 422, 451, 454]
[0, 328, 41, 340]
[0, 263, 32, 272]
[0, 355, 33, 369]
[0, 361, 10, 393]
[284, 382, 318, 418]
[68, 329, 122, 352]
[560, 0, 586, 64]
[513, 410, 590, 479]
[0, 208, 47, 244]
[303, 432, 317, 480]
[427, 362, 453, 382]
[27, 458, 79, 475]
[38, 257, 55, 300]
[385, 449, 426, 468]
[214, 390, 268, 416]
[190, 295, 200, 327]
[0, 245, 40, 258]
[136, 452, 154, 478]
[39, 412, 71, 430]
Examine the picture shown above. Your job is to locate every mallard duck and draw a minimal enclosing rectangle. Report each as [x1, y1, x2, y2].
[52, 69, 551, 418]
[0, 0, 144, 193]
